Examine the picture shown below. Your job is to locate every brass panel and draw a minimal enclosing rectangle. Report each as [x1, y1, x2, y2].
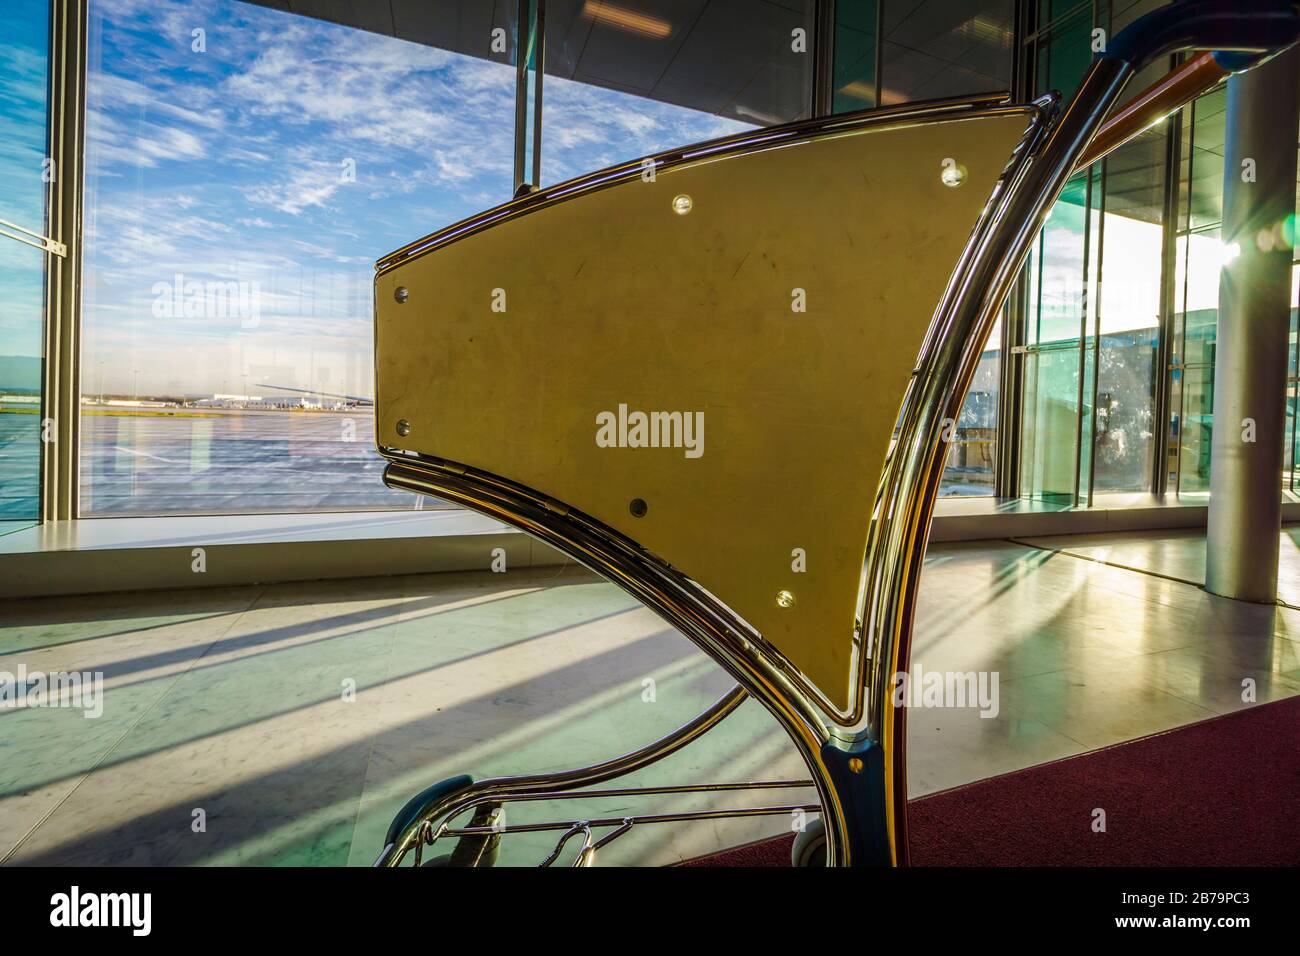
[376, 110, 1032, 713]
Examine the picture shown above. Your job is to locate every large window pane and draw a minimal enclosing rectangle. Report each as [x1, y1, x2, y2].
[1034, 1, 1090, 102]
[1095, 326, 1157, 491]
[0, 0, 50, 527]
[0, 0, 51, 237]
[1170, 231, 1220, 492]
[940, 319, 1000, 495]
[0, 239, 45, 521]
[80, 0, 517, 514]
[1019, 2, 1174, 503]
[1167, 88, 1225, 495]
[1019, 170, 1094, 504]
[1092, 132, 1165, 493]
[539, 0, 812, 187]
[832, 0, 879, 112]
[1035, 174, 1090, 343]
[1020, 347, 1082, 502]
[879, 0, 1013, 106]
[1175, 364, 1214, 491]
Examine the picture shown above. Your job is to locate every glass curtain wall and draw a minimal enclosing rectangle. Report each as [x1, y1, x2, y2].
[1018, 0, 1169, 505]
[1166, 88, 1300, 495]
[1021, 0, 1299, 504]
[57, 0, 1300, 517]
[0, 0, 53, 526]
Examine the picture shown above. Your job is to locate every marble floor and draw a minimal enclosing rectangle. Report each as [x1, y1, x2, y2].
[1, 528, 1297, 866]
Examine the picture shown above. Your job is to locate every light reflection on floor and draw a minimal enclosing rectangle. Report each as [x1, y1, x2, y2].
[1, 529, 1296, 866]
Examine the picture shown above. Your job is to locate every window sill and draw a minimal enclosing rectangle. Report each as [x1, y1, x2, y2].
[0, 510, 565, 599]
[7, 493, 1299, 599]
[0, 509, 504, 552]
[931, 490, 1300, 540]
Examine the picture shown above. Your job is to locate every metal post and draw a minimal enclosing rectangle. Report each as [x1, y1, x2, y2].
[530, 0, 545, 187]
[997, 0, 1034, 500]
[812, 0, 835, 117]
[1205, 45, 1300, 603]
[1151, 81, 1182, 495]
[873, 0, 883, 108]
[41, 0, 88, 523]
[512, 0, 529, 193]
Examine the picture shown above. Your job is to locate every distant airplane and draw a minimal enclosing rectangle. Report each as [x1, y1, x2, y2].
[261, 384, 374, 407]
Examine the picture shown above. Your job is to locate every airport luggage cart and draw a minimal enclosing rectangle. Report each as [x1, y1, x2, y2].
[370, 1, 1300, 866]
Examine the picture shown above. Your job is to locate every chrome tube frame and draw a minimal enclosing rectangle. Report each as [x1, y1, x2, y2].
[443, 802, 819, 838]
[387, 782, 818, 867]
[421, 792, 821, 867]
[375, 682, 753, 866]
[859, 58, 1135, 863]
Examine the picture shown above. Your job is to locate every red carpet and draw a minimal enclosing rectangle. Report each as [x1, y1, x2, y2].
[685, 697, 1300, 866]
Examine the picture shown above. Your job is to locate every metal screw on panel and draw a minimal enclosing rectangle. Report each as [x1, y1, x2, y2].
[395, 419, 411, 437]
[776, 589, 796, 609]
[940, 160, 967, 188]
[394, 286, 410, 304]
[848, 757, 864, 774]
[672, 194, 693, 215]
[629, 498, 648, 517]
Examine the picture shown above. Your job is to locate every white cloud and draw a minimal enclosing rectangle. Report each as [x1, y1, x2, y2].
[79, 0, 749, 399]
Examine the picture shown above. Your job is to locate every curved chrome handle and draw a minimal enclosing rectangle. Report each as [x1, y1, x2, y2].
[1102, 0, 1300, 71]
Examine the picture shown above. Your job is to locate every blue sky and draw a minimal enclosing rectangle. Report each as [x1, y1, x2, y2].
[58, 0, 750, 398]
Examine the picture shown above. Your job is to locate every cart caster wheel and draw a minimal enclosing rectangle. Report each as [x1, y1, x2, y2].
[791, 819, 826, 867]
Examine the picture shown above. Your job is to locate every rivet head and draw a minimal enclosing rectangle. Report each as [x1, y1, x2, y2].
[395, 419, 411, 437]
[776, 589, 796, 609]
[629, 498, 648, 518]
[940, 160, 967, 188]
[848, 757, 864, 774]
[671, 194, 693, 215]
[394, 286, 410, 304]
